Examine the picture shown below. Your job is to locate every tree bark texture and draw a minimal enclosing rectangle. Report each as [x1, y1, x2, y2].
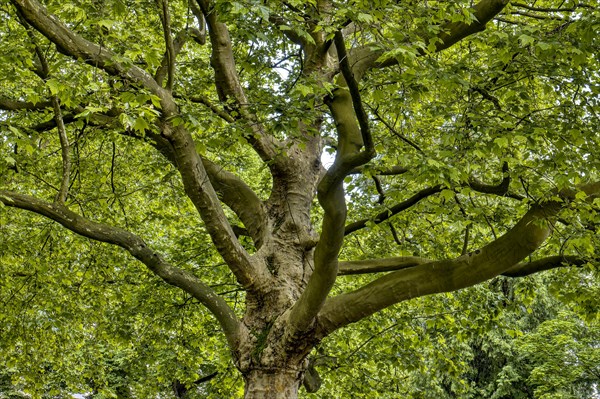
[3, 0, 597, 396]
[243, 369, 303, 399]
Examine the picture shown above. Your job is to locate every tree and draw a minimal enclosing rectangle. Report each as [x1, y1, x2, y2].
[1, 0, 599, 397]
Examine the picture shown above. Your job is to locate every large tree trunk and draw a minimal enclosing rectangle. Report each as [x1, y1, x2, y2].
[243, 369, 303, 399]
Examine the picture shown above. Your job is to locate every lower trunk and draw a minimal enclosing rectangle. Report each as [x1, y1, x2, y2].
[243, 368, 303, 399]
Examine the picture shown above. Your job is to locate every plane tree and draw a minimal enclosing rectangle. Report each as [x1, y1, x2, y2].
[1, 0, 599, 397]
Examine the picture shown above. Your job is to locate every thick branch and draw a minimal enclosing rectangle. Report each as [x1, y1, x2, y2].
[134, 130, 268, 248]
[28, 107, 266, 249]
[0, 190, 241, 349]
[144, 125, 270, 287]
[349, 0, 511, 79]
[318, 201, 559, 336]
[338, 255, 589, 277]
[194, 0, 281, 164]
[318, 181, 600, 336]
[287, 183, 346, 335]
[201, 158, 268, 248]
[10, 0, 175, 113]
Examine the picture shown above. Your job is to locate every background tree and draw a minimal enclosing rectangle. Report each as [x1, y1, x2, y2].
[1, 0, 599, 397]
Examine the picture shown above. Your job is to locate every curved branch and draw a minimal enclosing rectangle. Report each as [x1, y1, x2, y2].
[155, 29, 188, 88]
[286, 182, 346, 336]
[318, 181, 600, 336]
[348, 0, 511, 79]
[318, 201, 560, 336]
[194, 0, 281, 164]
[0, 190, 241, 349]
[138, 126, 269, 284]
[136, 131, 268, 248]
[346, 163, 523, 235]
[10, 0, 176, 112]
[333, 31, 374, 158]
[18, 13, 71, 204]
[469, 161, 524, 200]
[201, 158, 268, 248]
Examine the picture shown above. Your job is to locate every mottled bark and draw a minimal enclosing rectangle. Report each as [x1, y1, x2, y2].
[243, 369, 303, 399]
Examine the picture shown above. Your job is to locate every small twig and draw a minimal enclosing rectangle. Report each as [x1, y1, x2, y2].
[369, 105, 424, 154]
[53, 96, 71, 204]
[388, 223, 402, 246]
[372, 175, 385, 204]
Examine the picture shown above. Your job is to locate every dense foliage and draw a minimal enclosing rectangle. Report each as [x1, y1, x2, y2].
[1, 0, 599, 397]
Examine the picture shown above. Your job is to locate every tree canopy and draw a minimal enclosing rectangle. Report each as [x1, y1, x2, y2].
[1, 0, 599, 397]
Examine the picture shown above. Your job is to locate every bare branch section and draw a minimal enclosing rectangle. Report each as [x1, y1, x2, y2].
[333, 31, 374, 157]
[194, 0, 281, 164]
[0, 190, 241, 349]
[285, 29, 381, 336]
[317, 181, 600, 336]
[286, 181, 346, 337]
[155, 30, 186, 88]
[201, 158, 269, 248]
[136, 131, 268, 248]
